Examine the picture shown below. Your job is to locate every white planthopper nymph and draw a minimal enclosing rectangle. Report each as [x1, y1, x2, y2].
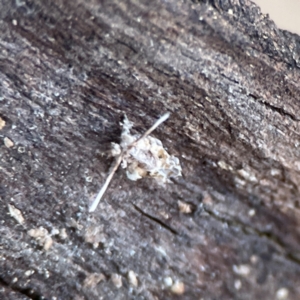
[89, 112, 182, 212]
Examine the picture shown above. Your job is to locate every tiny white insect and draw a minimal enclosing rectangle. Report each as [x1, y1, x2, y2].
[89, 112, 182, 212]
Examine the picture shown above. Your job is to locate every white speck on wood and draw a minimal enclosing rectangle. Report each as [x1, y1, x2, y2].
[0, 118, 6, 130]
[276, 287, 289, 300]
[234, 279, 242, 290]
[178, 200, 192, 213]
[163, 277, 173, 287]
[8, 204, 25, 225]
[127, 270, 138, 287]
[4, 137, 14, 148]
[233, 264, 251, 276]
[111, 273, 122, 288]
[27, 227, 53, 251]
[24, 270, 35, 277]
[170, 281, 185, 295]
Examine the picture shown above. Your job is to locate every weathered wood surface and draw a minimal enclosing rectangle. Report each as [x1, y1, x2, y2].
[1, 0, 300, 299]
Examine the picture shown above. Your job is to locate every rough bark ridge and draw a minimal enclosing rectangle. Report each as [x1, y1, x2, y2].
[0, 0, 300, 299]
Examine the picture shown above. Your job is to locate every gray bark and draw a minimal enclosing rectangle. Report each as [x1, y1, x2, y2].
[0, 0, 300, 299]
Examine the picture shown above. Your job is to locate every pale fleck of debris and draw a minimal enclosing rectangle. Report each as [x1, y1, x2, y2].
[12, 19, 17, 26]
[234, 279, 242, 290]
[86, 176, 93, 182]
[111, 273, 122, 288]
[248, 209, 255, 217]
[233, 264, 251, 277]
[43, 236, 53, 251]
[163, 276, 173, 287]
[27, 227, 53, 251]
[43, 269, 50, 279]
[234, 177, 246, 186]
[178, 200, 192, 213]
[24, 270, 35, 277]
[237, 169, 257, 182]
[12, 277, 18, 283]
[218, 160, 233, 171]
[4, 137, 14, 148]
[111, 142, 121, 156]
[127, 270, 138, 287]
[159, 211, 170, 219]
[228, 9, 233, 15]
[84, 273, 105, 288]
[276, 287, 289, 300]
[202, 193, 213, 206]
[59, 228, 68, 239]
[250, 255, 258, 264]
[28, 227, 48, 239]
[260, 178, 270, 186]
[104, 248, 112, 256]
[18, 146, 25, 153]
[0, 117, 5, 130]
[51, 228, 59, 236]
[154, 245, 167, 257]
[170, 281, 185, 295]
[271, 168, 281, 176]
[8, 204, 25, 225]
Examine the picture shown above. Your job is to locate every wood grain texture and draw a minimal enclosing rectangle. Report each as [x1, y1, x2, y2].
[0, 0, 300, 299]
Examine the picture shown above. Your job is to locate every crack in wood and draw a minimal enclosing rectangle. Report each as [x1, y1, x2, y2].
[0, 276, 43, 300]
[257, 98, 300, 121]
[132, 203, 179, 235]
